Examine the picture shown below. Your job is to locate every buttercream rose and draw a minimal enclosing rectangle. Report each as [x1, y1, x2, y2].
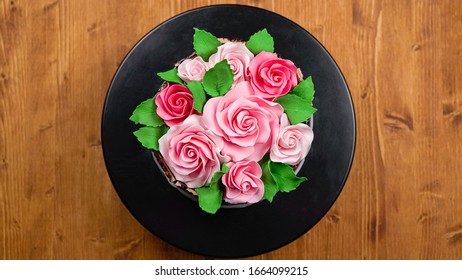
[158, 115, 228, 189]
[222, 161, 264, 204]
[203, 81, 283, 162]
[208, 41, 254, 86]
[155, 83, 195, 127]
[248, 51, 298, 100]
[177, 56, 208, 82]
[270, 114, 314, 165]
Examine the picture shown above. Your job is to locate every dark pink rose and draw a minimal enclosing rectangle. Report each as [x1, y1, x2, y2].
[202, 81, 283, 162]
[270, 114, 314, 165]
[222, 161, 264, 204]
[155, 83, 195, 127]
[208, 42, 254, 86]
[248, 51, 298, 100]
[177, 56, 208, 82]
[158, 115, 229, 188]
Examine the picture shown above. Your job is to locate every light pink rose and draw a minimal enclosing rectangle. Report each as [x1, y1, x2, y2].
[155, 83, 195, 127]
[158, 115, 228, 189]
[270, 114, 314, 165]
[203, 81, 283, 162]
[248, 51, 298, 100]
[222, 161, 264, 204]
[177, 56, 208, 82]
[208, 42, 254, 86]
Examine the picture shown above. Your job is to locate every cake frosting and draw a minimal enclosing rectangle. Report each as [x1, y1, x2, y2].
[130, 28, 316, 213]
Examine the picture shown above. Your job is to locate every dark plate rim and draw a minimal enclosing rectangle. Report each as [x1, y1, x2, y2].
[101, 4, 356, 258]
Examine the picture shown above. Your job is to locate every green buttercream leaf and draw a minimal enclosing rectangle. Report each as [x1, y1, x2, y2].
[129, 98, 164, 127]
[186, 81, 206, 113]
[196, 171, 224, 214]
[275, 76, 317, 124]
[133, 126, 169, 151]
[260, 159, 279, 202]
[269, 162, 307, 192]
[202, 60, 234, 97]
[221, 162, 230, 173]
[275, 94, 313, 124]
[157, 68, 184, 85]
[246, 28, 275, 55]
[193, 28, 221, 61]
[291, 76, 315, 102]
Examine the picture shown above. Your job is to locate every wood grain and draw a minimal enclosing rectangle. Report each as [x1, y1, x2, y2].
[1, 0, 461, 259]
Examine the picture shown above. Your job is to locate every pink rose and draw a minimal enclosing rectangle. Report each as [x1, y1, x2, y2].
[177, 56, 208, 82]
[203, 81, 283, 162]
[158, 115, 229, 188]
[222, 161, 264, 204]
[270, 114, 314, 165]
[248, 51, 298, 100]
[155, 83, 195, 127]
[208, 42, 254, 86]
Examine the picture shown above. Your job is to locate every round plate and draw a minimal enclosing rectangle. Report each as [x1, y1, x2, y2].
[102, 5, 355, 258]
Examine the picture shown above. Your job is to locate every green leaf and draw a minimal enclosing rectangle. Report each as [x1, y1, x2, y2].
[269, 162, 307, 192]
[246, 28, 275, 55]
[202, 60, 234, 97]
[133, 126, 169, 151]
[193, 28, 221, 61]
[291, 76, 315, 102]
[196, 171, 224, 214]
[275, 76, 317, 124]
[221, 162, 230, 173]
[186, 81, 206, 113]
[275, 94, 314, 124]
[305, 106, 318, 119]
[157, 68, 184, 85]
[260, 159, 279, 202]
[129, 98, 165, 127]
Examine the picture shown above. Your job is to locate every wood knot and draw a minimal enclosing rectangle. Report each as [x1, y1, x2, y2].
[0, 158, 7, 169]
[87, 22, 98, 33]
[411, 43, 422, 51]
[88, 139, 102, 147]
[384, 112, 414, 131]
[90, 235, 106, 243]
[421, 180, 441, 192]
[443, 103, 454, 116]
[327, 213, 340, 224]
[442, 102, 462, 126]
[445, 225, 462, 244]
[360, 90, 368, 99]
[55, 229, 63, 241]
[114, 238, 142, 259]
[417, 212, 437, 224]
[43, 0, 58, 12]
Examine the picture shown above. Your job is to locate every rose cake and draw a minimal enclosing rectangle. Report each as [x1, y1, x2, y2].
[130, 28, 316, 213]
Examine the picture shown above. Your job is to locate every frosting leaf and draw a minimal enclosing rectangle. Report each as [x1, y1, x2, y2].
[133, 125, 169, 151]
[193, 28, 221, 61]
[157, 68, 184, 85]
[291, 76, 315, 103]
[186, 81, 206, 113]
[260, 159, 279, 202]
[275, 94, 313, 124]
[129, 98, 164, 127]
[202, 60, 234, 97]
[196, 171, 224, 214]
[246, 28, 275, 55]
[260, 158, 307, 201]
[269, 162, 307, 192]
[275, 76, 317, 124]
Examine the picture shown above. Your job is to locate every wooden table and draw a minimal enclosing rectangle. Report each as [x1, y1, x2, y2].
[1, 0, 461, 259]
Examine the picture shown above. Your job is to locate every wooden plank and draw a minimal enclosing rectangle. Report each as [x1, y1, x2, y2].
[0, 0, 461, 259]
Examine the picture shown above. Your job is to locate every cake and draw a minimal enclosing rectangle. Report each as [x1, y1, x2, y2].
[130, 28, 316, 214]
